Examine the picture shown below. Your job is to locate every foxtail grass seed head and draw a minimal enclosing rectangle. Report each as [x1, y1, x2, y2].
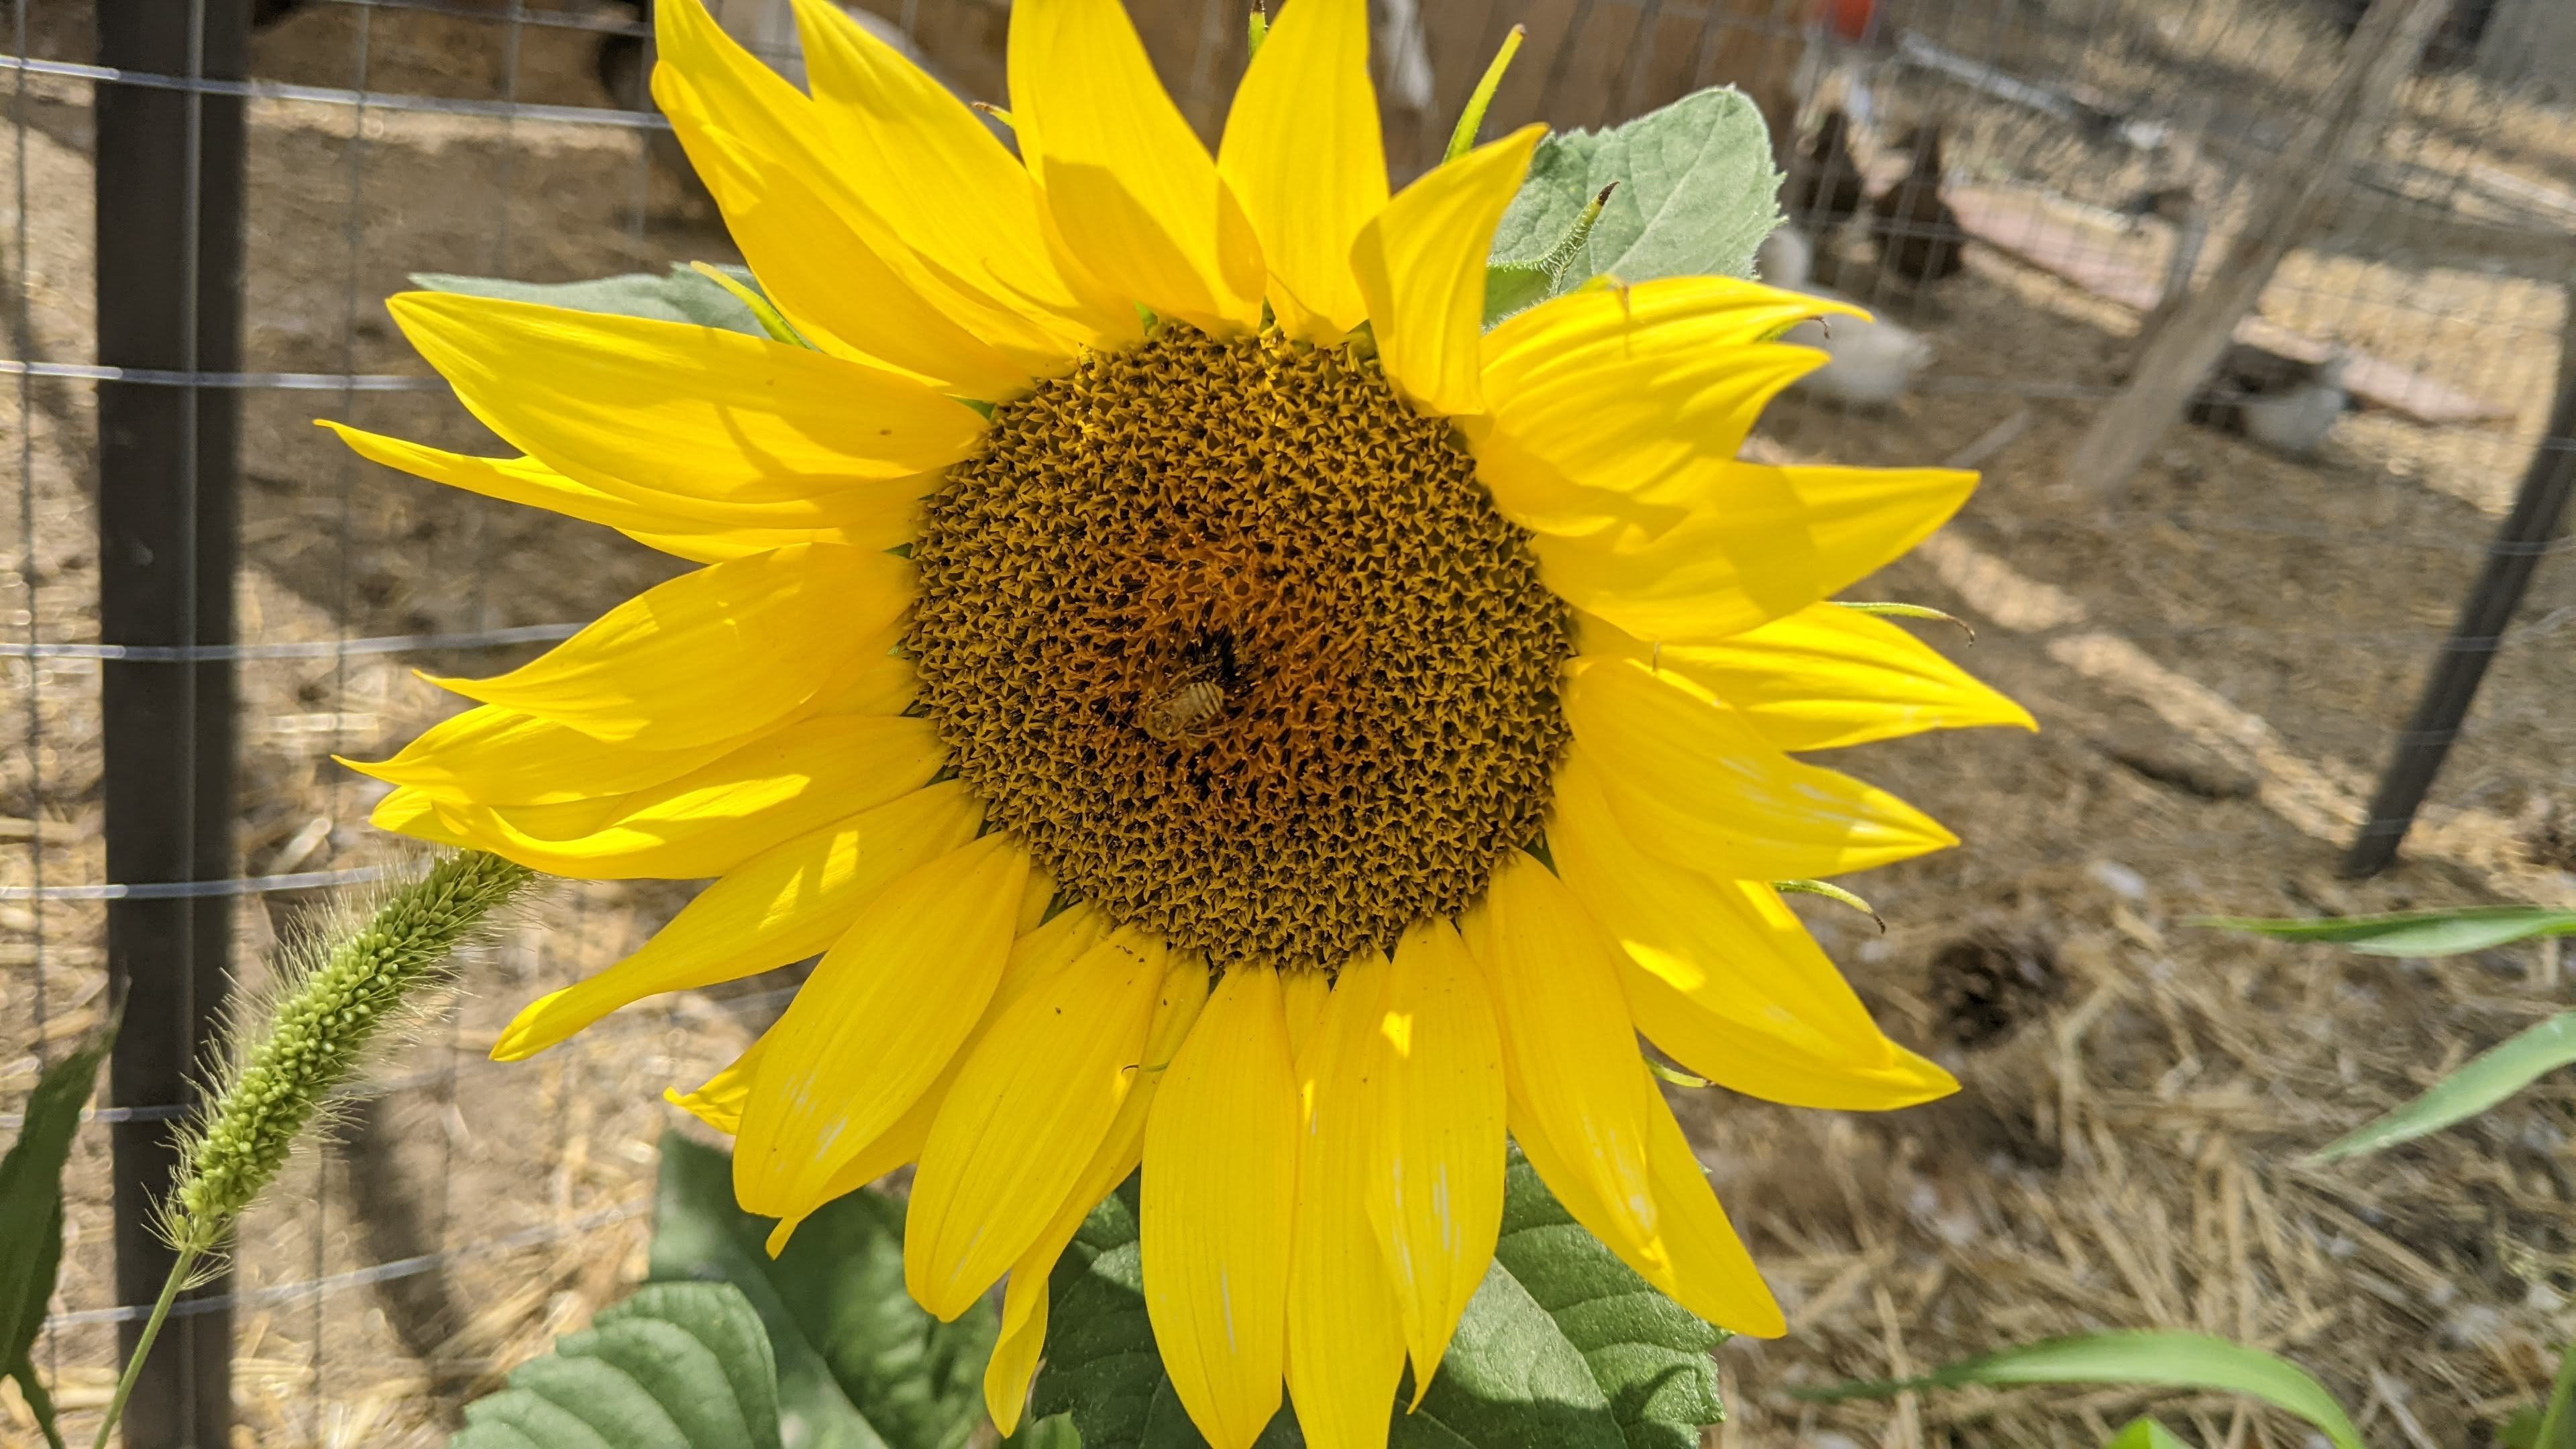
[164, 849, 533, 1250]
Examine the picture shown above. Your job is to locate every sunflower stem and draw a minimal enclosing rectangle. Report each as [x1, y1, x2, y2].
[1446, 24, 1525, 162]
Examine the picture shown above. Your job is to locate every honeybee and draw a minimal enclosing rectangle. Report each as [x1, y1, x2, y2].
[1140, 678, 1227, 743]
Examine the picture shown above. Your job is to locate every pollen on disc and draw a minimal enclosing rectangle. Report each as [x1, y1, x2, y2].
[909, 325, 1574, 969]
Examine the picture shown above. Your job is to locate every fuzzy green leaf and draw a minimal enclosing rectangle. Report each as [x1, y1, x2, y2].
[449, 1282, 783, 1449]
[2308, 1012, 2576, 1163]
[2199, 905, 2576, 957]
[409, 265, 773, 337]
[1799, 1330, 2360, 1449]
[647, 1130, 997, 1449]
[1030, 1154, 1725, 1449]
[0, 1014, 116, 1448]
[1487, 86, 1782, 317]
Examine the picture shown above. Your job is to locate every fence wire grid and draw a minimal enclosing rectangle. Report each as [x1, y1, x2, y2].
[5, 0, 2575, 1444]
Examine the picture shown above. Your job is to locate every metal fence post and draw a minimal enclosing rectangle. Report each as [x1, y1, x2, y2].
[93, 1, 247, 1442]
[2342, 280, 2576, 878]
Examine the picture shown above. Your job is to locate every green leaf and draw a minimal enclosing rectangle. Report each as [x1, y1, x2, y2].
[1486, 86, 1782, 319]
[647, 1130, 997, 1449]
[1480, 263, 1556, 329]
[2500, 1403, 2542, 1449]
[450, 1281, 783, 1449]
[1006, 1413, 1084, 1449]
[409, 265, 773, 337]
[2104, 1418, 2193, 1449]
[0, 1014, 117, 1449]
[1031, 1154, 1725, 1449]
[2308, 1012, 2576, 1163]
[2198, 905, 2576, 957]
[1798, 1330, 2360, 1449]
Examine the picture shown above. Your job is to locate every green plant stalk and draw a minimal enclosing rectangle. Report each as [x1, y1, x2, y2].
[87, 1244, 198, 1449]
[1446, 23, 1525, 162]
[89, 848, 532, 1448]
[2536, 1338, 2576, 1449]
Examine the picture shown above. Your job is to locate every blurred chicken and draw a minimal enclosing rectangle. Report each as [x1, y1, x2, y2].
[1757, 227, 1935, 407]
[2186, 343, 2354, 458]
[1783, 109, 1868, 241]
[1868, 123, 1970, 288]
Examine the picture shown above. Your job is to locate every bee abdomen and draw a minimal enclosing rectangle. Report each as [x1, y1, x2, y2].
[1140, 680, 1228, 743]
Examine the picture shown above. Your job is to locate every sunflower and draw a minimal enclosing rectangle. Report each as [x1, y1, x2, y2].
[330, 1, 2031, 1444]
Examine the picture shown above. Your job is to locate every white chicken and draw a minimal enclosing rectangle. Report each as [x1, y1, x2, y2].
[1756, 226, 1936, 407]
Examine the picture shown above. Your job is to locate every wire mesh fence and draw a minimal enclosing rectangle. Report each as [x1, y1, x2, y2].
[4, 0, 2573, 1443]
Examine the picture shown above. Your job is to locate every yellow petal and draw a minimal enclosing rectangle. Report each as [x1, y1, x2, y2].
[1281, 968, 1333, 1067]
[344, 704, 737, 808]
[1008, 0, 1267, 335]
[985, 959, 1211, 1432]
[908, 926, 1170, 1318]
[386, 290, 983, 498]
[1143, 967, 1297, 1449]
[1563, 657, 1955, 878]
[1470, 347, 1825, 523]
[668, 1038, 765, 1135]
[769, 1069, 951, 1254]
[385, 715, 945, 881]
[801, 625, 918, 718]
[1366, 920, 1504, 1400]
[320, 423, 918, 561]
[1507, 1076, 1784, 1338]
[1456, 852, 1661, 1268]
[1577, 606, 2035, 751]
[651, 58, 1033, 396]
[1548, 754, 1957, 1110]
[1348, 125, 1544, 417]
[733, 834, 1032, 1218]
[1217, 0, 1385, 341]
[1477, 277, 1861, 511]
[1529, 463, 1978, 645]
[492, 784, 985, 1060]
[426, 544, 910, 748]
[788, 0, 1137, 362]
[1287, 949, 1406, 1449]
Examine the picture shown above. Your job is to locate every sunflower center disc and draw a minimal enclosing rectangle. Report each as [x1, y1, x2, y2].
[910, 325, 1574, 969]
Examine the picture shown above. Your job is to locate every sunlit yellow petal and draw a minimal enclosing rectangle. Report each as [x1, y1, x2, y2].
[1529, 464, 1978, 645]
[425, 544, 909, 748]
[1457, 851, 1661, 1268]
[1143, 968, 1296, 1449]
[1577, 605, 2035, 751]
[386, 291, 984, 497]
[1548, 754, 1957, 1110]
[1009, 0, 1267, 334]
[491, 784, 984, 1061]
[734, 833, 1032, 1218]
[1507, 1076, 1784, 1337]
[1217, 0, 1384, 341]
[1366, 918, 1504, 1401]
[1477, 277, 1860, 512]
[788, 0, 1136, 362]
[668, 1038, 764, 1136]
[319, 423, 918, 562]
[344, 704, 735, 808]
[1563, 657, 1955, 878]
[1287, 949, 1405, 1449]
[380, 714, 943, 880]
[908, 926, 1169, 1318]
[1349, 125, 1544, 417]
[985, 959, 1210, 1433]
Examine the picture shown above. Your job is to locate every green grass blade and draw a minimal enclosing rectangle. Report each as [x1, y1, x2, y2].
[2198, 905, 2576, 956]
[1796, 1330, 2359, 1449]
[2105, 1418, 2192, 1449]
[2310, 1012, 2576, 1163]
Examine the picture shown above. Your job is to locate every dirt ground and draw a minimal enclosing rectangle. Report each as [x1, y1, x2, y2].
[6, 1, 2576, 1445]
